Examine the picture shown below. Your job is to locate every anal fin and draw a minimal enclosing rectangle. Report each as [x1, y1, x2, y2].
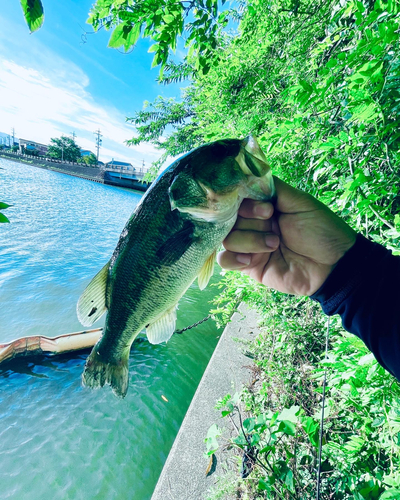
[198, 251, 216, 290]
[77, 261, 109, 327]
[146, 306, 178, 344]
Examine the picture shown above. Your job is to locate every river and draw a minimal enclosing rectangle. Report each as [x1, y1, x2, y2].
[0, 159, 222, 499]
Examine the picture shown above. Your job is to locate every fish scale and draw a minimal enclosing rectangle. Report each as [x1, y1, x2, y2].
[77, 137, 275, 397]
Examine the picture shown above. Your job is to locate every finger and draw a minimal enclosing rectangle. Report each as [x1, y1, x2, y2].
[233, 217, 274, 232]
[217, 250, 252, 270]
[238, 200, 274, 219]
[223, 230, 280, 253]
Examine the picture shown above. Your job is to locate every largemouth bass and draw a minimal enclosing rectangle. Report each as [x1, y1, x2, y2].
[77, 136, 275, 397]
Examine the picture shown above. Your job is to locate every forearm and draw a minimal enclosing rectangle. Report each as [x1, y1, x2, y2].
[311, 234, 400, 381]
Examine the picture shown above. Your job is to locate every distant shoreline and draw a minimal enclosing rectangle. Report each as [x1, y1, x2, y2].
[0, 151, 105, 184]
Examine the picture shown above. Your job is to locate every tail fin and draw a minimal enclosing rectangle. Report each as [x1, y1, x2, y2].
[82, 345, 130, 398]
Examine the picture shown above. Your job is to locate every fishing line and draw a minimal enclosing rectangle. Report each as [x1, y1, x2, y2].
[316, 316, 330, 500]
[174, 315, 211, 334]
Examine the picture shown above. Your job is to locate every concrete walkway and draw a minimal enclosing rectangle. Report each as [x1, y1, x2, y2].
[151, 303, 261, 500]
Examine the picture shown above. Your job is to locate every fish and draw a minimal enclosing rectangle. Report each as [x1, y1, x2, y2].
[77, 136, 275, 398]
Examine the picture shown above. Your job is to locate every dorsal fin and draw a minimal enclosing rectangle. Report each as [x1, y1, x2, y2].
[77, 261, 109, 327]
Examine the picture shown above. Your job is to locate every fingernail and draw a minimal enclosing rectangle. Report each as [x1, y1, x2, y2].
[236, 254, 251, 265]
[265, 235, 279, 248]
[254, 204, 272, 218]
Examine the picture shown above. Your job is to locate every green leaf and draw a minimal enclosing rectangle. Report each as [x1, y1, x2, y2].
[148, 44, 158, 53]
[380, 489, 400, 499]
[0, 213, 10, 223]
[326, 58, 338, 68]
[285, 469, 294, 492]
[233, 433, 248, 446]
[0, 202, 11, 210]
[277, 420, 296, 436]
[108, 22, 129, 49]
[372, 416, 385, 427]
[204, 424, 221, 454]
[258, 478, 271, 491]
[20, 0, 44, 33]
[243, 418, 255, 433]
[163, 14, 175, 23]
[278, 406, 299, 423]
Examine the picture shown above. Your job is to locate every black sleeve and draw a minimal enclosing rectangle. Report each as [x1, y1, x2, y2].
[310, 233, 400, 381]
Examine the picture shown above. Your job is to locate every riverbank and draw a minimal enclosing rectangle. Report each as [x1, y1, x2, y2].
[0, 151, 105, 184]
[151, 303, 260, 500]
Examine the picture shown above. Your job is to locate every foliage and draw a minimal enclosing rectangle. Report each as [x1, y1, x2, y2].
[20, 0, 44, 32]
[0, 202, 11, 223]
[82, 153, 98, 166]
[206, 295, 400, 499]
[129, 0, 400, 250]
[87, 0, 238, 75]
[48, 136, 82, 163]
[21, 146, 40, 157]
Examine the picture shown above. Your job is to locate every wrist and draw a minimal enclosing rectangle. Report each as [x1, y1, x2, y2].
[310, 234, 386, 313]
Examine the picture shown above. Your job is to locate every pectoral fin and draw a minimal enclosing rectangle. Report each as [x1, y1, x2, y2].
[77, 261, 109, 327]
[156, 220, 195, 266]
[198, 251, 216, 290]
[146, 306, 178, 344]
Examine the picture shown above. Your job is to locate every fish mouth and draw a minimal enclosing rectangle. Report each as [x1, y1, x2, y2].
[235, 136, 276, 201]
[236, 136, 271, 177]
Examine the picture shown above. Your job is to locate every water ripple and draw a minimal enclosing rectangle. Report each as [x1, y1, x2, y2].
[0, 159, 222, 499]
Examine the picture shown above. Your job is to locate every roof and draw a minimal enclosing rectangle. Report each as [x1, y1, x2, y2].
[106, 160, 133, 167]
[19, 139, 48, 148]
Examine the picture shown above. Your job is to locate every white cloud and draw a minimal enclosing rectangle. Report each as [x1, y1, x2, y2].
[0, 58, 160, 165]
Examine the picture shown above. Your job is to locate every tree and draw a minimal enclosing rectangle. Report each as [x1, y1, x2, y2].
[87, 0, 238, 76]
[82, 153, 98, 166]
[128, 0, 400, 248]
[48, 136, 82, 163]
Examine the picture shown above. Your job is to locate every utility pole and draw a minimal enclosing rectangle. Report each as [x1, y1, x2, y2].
[94, 129, 102, 164]
[70, 131, 77, 142]
[11, 128, 15, 147]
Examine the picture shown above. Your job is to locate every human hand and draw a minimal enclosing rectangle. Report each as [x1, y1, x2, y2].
[217, 177, 357, 296]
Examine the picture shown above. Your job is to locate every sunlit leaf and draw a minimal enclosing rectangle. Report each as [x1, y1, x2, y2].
[20, 0, 44, 33]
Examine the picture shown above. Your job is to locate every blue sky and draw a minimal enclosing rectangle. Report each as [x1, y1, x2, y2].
[0, 1, 183, 165]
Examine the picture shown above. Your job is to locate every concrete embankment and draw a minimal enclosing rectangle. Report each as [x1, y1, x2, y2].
[0, 152, 104, 184]
[151, 303, 260, 500]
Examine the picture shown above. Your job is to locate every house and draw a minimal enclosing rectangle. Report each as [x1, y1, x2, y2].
[19, 139, 48, 156]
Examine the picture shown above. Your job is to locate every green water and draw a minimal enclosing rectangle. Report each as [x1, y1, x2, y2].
[0, 159, 222, 499]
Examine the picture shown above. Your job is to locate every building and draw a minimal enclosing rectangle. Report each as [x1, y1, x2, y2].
[105, 160, 135, 171]
[19, 139, 48, 156]
[0, 132, 19, 147]
[80, 149, 95, 157]
[104, 160, 150, 192]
